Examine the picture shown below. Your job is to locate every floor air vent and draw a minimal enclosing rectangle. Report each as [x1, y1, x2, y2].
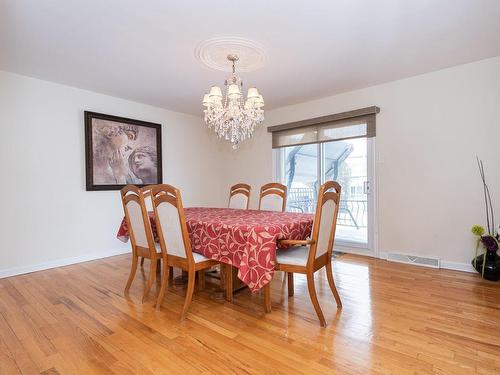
[386, 253, 440, 269]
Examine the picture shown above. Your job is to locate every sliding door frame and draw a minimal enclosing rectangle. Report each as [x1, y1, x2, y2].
[273, 137, 378, 258]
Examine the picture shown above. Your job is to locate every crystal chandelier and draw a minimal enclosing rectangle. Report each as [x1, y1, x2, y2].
[202, 54, 264, 149]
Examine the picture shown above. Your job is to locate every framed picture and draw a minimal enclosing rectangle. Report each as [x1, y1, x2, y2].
[84, 111, 162, 191]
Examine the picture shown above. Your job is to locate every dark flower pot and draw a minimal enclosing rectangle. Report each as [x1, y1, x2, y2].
[472, 251, 500, 281]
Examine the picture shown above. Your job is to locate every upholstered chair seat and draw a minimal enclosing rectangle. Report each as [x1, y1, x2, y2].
[276, 245, 310, 267]
[192, 252, 212, 263]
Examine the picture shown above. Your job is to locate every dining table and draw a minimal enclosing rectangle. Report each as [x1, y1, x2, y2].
[117, 207, 314, 305]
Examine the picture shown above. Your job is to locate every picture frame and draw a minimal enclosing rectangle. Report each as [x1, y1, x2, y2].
[84, 111, 162, 191]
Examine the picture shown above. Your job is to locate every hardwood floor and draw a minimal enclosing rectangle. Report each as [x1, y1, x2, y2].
[0, 253, 499, 374]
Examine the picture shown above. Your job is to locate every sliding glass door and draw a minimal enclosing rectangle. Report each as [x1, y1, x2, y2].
[276, 137, 375, 253]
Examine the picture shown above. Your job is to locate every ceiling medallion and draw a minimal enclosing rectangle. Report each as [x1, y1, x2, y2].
[202, 54, 264, 149]
[195, 37, 267, 72]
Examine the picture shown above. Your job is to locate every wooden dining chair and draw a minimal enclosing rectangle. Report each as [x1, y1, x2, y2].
[258, 183, 287, 212]
[120, 185, 162, 302]
[272, 181, 343, 327]
[152, 184, 219, 320]
[228, 183, 251, 209]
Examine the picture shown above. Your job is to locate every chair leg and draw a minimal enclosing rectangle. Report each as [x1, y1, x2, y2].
[306, 273, 326, 327]
[263, 283, 272, 313]
[198, 270, 205, 291]
[326, 262, 342, 308]
[287, 272, 294, 297]
[140, 257, 145, 266]
[125, 255, 138, 293]
[169, 266, 174, 281]
[155, 262, 170, 310]
[142, 257, 157, 303]
[181, 270, 196, 320]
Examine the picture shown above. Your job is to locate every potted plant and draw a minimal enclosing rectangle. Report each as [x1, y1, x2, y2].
[471, 157, 500, 281]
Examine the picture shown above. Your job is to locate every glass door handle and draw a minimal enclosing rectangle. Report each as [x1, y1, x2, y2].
[363, 181, 370, 194]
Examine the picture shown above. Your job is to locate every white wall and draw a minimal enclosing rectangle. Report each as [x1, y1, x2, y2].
[0, 71, 225, 276]
[2, 56, 499, 275]
[220, 56, 500, 267]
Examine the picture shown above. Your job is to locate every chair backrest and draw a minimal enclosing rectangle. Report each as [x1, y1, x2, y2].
[258, 183, 287, 212]
[120, 185, 155, 255]
[307, 181, 341, 264]
[228, 183, 251, 209]
[139, 185, 159, 212]
[151, 184, 194, 262]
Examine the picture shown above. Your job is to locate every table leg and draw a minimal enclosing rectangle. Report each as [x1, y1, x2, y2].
[198, 270, 205, 291]
[287, 272, 294, 297]
[263, 283, 271, 313]
[224, 264, 233, 302]
[172, 269, 189, 286]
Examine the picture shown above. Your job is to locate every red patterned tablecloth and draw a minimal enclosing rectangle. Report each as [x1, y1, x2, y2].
[117, 207, 313, 292]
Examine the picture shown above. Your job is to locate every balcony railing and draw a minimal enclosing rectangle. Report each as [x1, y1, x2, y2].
[287, 187, 367, 228]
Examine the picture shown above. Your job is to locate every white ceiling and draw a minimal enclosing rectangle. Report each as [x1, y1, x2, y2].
[2, 0, 500, 115]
